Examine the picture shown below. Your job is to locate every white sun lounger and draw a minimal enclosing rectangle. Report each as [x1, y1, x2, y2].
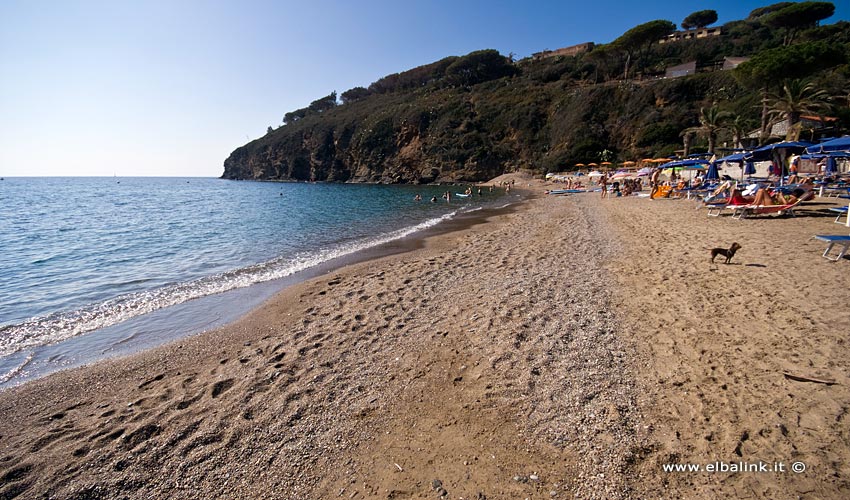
[829, 206, 848, 224]
[814, 235, 850, 261]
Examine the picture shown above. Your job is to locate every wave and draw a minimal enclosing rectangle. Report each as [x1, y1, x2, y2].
[0, 352, 34, 385]
[0, 211, 458, 357]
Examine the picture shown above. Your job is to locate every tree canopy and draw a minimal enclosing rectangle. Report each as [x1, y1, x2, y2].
[611, 19, 676, 77]
[444, 50, 517, 86]
[763, 1, 836, 44]
[308, 92, 338, 113]
[748, 2, 794, 19]
[340, 87, 372, 104]
[734, 41, 846, 88]
[682, 10, 718, 30]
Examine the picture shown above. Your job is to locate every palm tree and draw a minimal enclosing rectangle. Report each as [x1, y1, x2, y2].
[680, 130, 695, 157]
[767, 79, 830, 141]
[726, 114, 753, 149]
[684, 105, 730, 154]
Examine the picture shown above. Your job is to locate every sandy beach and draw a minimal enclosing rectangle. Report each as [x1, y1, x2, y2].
[1, 174, 848, 499]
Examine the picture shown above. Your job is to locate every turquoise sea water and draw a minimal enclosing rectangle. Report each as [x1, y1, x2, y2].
[0, 177, 513, 386]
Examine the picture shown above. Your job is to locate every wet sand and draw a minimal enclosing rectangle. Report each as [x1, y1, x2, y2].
[1, 174, 848, 499]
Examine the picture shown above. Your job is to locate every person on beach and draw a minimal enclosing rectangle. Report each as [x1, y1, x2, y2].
[751, 186, 807, 206]
[600, 174, 608, 198]
[650, 168, 661, 188]
[788, 155, 800, 184]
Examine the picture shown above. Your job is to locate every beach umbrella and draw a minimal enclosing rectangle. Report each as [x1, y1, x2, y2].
[574, 163, 586, 167]
[660, 158, 709, 169]
[746, 140, 814, 184]
[587, 170, 603, 177]
[637, 167, 654, 176]
[800, 152, 850, 160]
[746, 141, 814, 161]
[806, 136, 850, 154]
[744, 160, 756, 177]
[610, 171, 633, 180]
[705, 161, 720, 180]
[715, 152, 747, 164]
[621, 161, 636, 166]
[826, 156, 837, 175]
[588, 162, 599, 167]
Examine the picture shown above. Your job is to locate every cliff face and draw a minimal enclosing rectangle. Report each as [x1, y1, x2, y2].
[222, 92, 510, 184]
[222, 124, 497, 184]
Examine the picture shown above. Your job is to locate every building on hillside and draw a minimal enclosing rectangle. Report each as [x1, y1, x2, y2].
[665, 61, 696, 78]
[659, 26, 723, 44]
[745, 115, 838, 141]
[722, 56, 749, 70]
[664, 56, 751, 78]
[532, 42, 595, 61]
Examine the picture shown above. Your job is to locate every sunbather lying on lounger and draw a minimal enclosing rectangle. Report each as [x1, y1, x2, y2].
[751, 187, 811, 206]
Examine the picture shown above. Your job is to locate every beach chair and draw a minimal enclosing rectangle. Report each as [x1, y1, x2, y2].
[830, 206, 848, 224]
[730, 190, 813, 219]
[705, 190, 753, 217]
[813, 234, 850, 261]
[731, 203, 796, 219]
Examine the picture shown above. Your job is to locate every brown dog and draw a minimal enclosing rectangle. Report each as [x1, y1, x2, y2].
[710, 242, 742, 264]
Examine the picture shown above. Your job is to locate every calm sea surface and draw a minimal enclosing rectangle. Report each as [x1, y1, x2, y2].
[0, 177, 513, 387]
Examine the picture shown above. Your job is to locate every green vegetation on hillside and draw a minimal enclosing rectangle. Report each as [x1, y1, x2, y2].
[223, 2, 850, 182]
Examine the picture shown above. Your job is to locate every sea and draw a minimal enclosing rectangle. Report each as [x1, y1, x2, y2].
[0, 177, 516, 388]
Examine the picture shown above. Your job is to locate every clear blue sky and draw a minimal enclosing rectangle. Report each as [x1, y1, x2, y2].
[1, 1, 847, 177]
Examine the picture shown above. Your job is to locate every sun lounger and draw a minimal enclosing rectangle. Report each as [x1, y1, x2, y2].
[730, 203, 797, 219]
[705, 191, 754, 217]
[830, 206, 848, 224]
[813, 235, 850, 261]
[729, 190, 814, 219]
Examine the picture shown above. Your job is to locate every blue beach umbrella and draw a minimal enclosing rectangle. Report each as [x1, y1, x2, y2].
[660, 158, 709, 169]
[806, 136, 850, 154]
[746, 141, 814, 185]
[826, 156, 837, 175]
[744, 161, 756, 176]
[714, 152, 747, 163]
[747, 141, 815, 161]
[705, 161, 720, 181]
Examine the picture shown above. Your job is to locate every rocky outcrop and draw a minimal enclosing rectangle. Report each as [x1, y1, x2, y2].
[222, 113, 507, 184]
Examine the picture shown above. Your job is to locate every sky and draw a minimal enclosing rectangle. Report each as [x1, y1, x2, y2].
[1, 1, 848, 177]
